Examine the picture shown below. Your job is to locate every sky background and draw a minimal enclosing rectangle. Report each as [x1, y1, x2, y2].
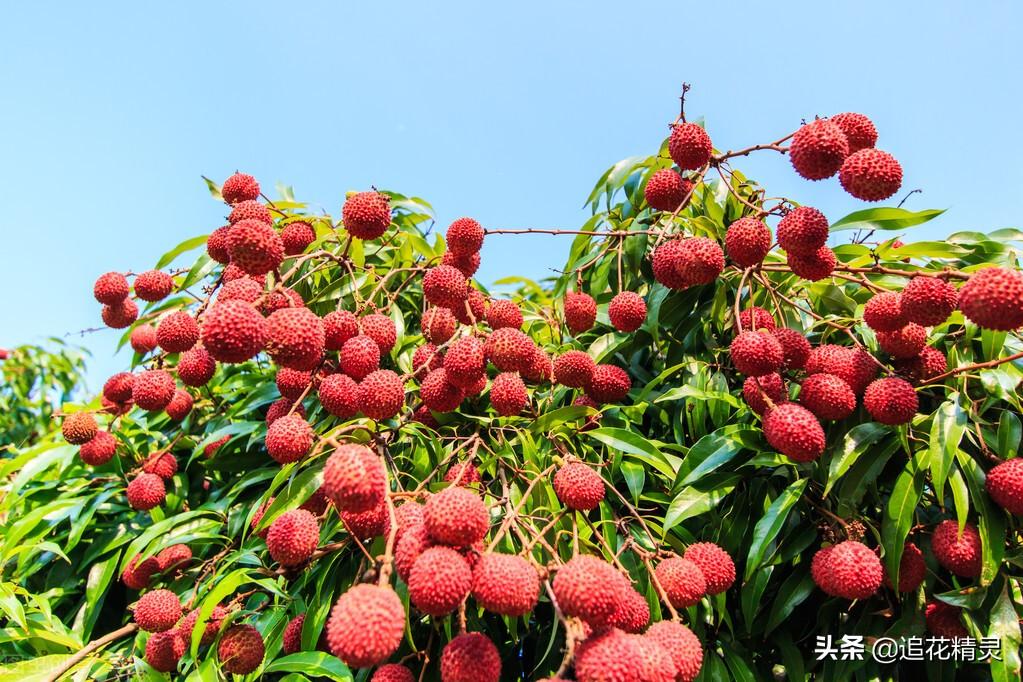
[1, 1, 1020, 388]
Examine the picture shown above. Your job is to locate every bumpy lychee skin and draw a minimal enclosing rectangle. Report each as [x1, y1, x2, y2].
[282, 614, 307, 654]
[773, 327, 811, 370]
[267, 508, 320, 566]
[828, 541, 883, 600]
[553, 555, 629, 628]
[471, 552, 540, 617]
[810, 546, 839, 596]
[585, 364, 631, 403]
[553, 462, 605, 511]
[281, 220, 316, 255]
[646, 620, 703, 682]
[884, 542, 926, 592]
[324, 310, 361, 350]
[777, 206, 829, 256]
[265, 307, 325, 370]
[221, 172, 260, 205]
[129, 326, 158, 355]
[421, 368, 463, 413]
[651, 239, 688, 290]
[607, 585, 649, 633]
[165, 387, 194, 420]
[127, 472, 166, 510]
[564, 291, 597, 334]
[986, 458, 1023, 515]
[742, 373, 786, 415]
[276, 367, 313, 400]
[799, 373, 856, 421]
[829, 112, 877, 153]
[201, 300, 267, 363]
[864, 291, 907, 332]
[323, 444, 386, 513]
[422, 306, 458, 344]
[443, 250, 482, 278]
[342, 191, 392, 240]
[725, 217, 772, 267]
[788, 245, 837, 281]
[266, 397, 305, 425]
[523, 348, 552, 384]
[155, 544, 192, 572]
[608, 291, 647, 332]
[446, 217, 485, 256]
[177, 347, 216, 386]
[763, 403, 826, 462]
[412, 343, 444, 375]
[228, 199, 272, 225]
[676, 237, 725, 286]
[484, 299, 522, 331]
[145, 631, 186, 672]
[178, 605, 228, 646]
[931, 520, 982, 578]
[134, 270, 175, 302]
[644, 168, 693, 212]
[925, 601, 968, 639]
[839, 148, 903, 201]
[484, 327, 533, 372]
[217, 277, 263, 305]
[372, 664, 415, 682]
[103, 372, 135, 403]
[79, 430, 117, 465]
[341, 501, 391, 540]
[326, 584, 405, 669]
[424, 486, 489, 547]
[102, 298, 139, 328]
[877, 323, 927, 359]
[738, 306, 776, 332]
[134, 589, 182, 632]
[730, 330, 784, 377]
[319, 373, 360, 418]
[62, 412, 98, 445]
[959, 266, 1023, 331]
[93, 272, 130, 304]
[901, 275, 958, 326]
[358, 369, 405, 420]
[895, 346, 948, 383]
[265, 413, 314, 463]
[655, 557, 707, 608]
[440, 632, 501, 682]
[669, 122, 713, 170]
[490, 372, 528, 416]
[133, 369, 176, 411]
[684, 542, 736, 595]
[443, 336, 486, 389]
[155, 311, 199, 354]
[340, 335, 381, 380]
[573, 629, 647, 682]
[553, 350, 596, 388]
[207, 225, 232, 263]
[395, 523, 431, 582]
[227, 218, 285, 275]
[789, 118, 850, 180]
[445, 462, 481, 486]
[408, 546, 472, 616]
[361, 313, 397, 354]
[142, 451, 178, 481]
[122, 554, 159, 590]
[217, 624, 265, 675]
[423, 265, 469, 309]
[863, 377, 918, 425]
[805, 344, 878, 395]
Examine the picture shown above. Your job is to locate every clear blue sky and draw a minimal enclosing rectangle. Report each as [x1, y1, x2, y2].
[2, 2, 1020, 388]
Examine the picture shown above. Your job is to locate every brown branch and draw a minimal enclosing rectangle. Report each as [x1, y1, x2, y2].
[43, 623, 138, 682]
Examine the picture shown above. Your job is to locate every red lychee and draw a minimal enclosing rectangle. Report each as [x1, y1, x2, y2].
[773, 327, 811, 370]
[730, 330, 784, 376]
[676, 237, 725, 286]
[564, 291, 597, 334]
[986, 457, 1023, 515]
[227, 219, 284, 275]
[281, 220, 316, 255]
[358, 369, 405, 420]
[207, 225, 232, 263]
[655, 557, 707, 608]
[134, 589, 182, 632]
[323, 444, 386, 513]
[201, 300, 267, 363]
[62, 412, 98, 445]
[79, 430, 117, 465]
[422, 307, 458, 344]
[265, 307, 325, 370]
[443, 336, 486, 389]
[959, 266, 1023, 331]
[128, 472, 166, 510]
[799, 373, 856, 421]
[440, 632, 501, 682]
[553, 461, 605, 511]
[552, 555, 629, 630]
[446, 217, 484, 256]
[424, 486, 489, 547]
[864, 291, 907, 332]
[408, 546, 472, 616]
[788, 245, 836, 281]
[221, 172, 260, 205]
[931, 520, 982, 578]
[553, 350, 595, 388]
[423, 265, 469, 309]
[863, 377, 918, 425]
[342, 191, 392, 240]
[644, 168, 694, 212]
[102, 298, 139, 328]
[319, 373, 360, 418]
[829, 113, 877, 153]
[651, 240, 688, 290]
[471, 552, 540, 617]
[901, 275, 958, 327]
[420, 368, 464, 413]
[608, 291, 647, 332]
[777, 206, 829, 256]
[177, 347, 216, 386]
[485, 299, 523, 330]
[668, 122, 713, 170]
[93, 272, 130, 304]
[742, 373, 785, 415]
[683, 542, 736, 594]
[340, 335, 381, 380]
[839, 149, 902, 201]
[884, 542, 926, 592]
[826, 540, 883, 600]
[217, 624, 265, 674]
[361, 313, 397, 354]
[725, 217, 771, 267]
[324, 310, 361, 350]
[326, 584, 405, 668]
[763, 403, 826, 462]
[585, 364, 631, 403]
[265, 413, 314, 464]
[132, 369, 176, 411]
[267, 508, 320, 566]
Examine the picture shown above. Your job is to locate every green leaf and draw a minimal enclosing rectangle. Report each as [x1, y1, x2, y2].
[995, 411, 1022, 459]
[829, 207, 945, 232]
[989, 582, 1023, 681]
[824, 422, 888, 496]
[882, 452, 927, 591]
[584, 428, 679, 478]
[956, 450, 1006, 585]
[663, 482, 737, 533]
[155, 234, 209, 269]
[928, 397, 967, 503]
[264, 652, 353, 680]
[744, 478, 807, 581]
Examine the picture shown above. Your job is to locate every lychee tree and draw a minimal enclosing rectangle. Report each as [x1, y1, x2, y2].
[2, 88, 1023, 681]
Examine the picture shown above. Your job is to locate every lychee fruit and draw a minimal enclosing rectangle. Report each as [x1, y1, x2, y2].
[925, 601, 968, 639]
[276, 367, 313, 400]
[424, 486, 489, 547]
[651, 240, 688, 290]
[668, 122, 713, 170]
[342, 191, 392, 240]
[490, 372, 528, 416]
[552, 555, 629, 629]
[340, 501, 391, 540]
[266, 397, 305, 425]
[134, 270, 174, 302]
[358, 369, 405, 420]
[221, 172, 260, 205]
[145, 631, 186, 672]
[730, 330, 784, 376]
[829, 113, 877, 153]
[218, 277, 263, 304]
[420, 368, 464, 413]
[155, 544, 192, 572]
[265, 307, 325, 370]
[423, 265, 469, 309]
[884, 542, 926, 592]
[840, 148, 902, 201]
[134, 589, 182, 632]
[408, 546, 472, 616]
[895, 346, 948, 383]
[799, 373, 856, 421]
[127, 472, 166, 510]
[553, 461, 605, 511]
[395, 523, 431, 582]
[62, 412, 98, 445]
[93, 272, 130, 304]
[471, 552, 540, 617]
[443, 250, 481, 278]
[805, 344, 878, 395]
[608, 291, 647, 332]
[931, 520, 982, 578]
[102, 298, 139, 328]
[422, 307, 458, 344]
[444, 462, 481, 486]
[122, 554, 159, 590]
[553, 350, 596, 388]
[177, 347, 216, 386]
[178, 605, 227, 645]
[324, 310, 361, 350]
[676, 237, 725, 286]
[372, 664, 415, 682]
[826, 540, 883, 599]
[412, 343, 444, 375]
[142, 451, 177, 480]
[985, 457, 1023, 515]
[763, 403, 826, 462]
[228, 199, 272, 225]
[227, 218, 284, 275]
[607, 585, 650, 633]
[573, 629, 648, 682]
[903, 276, 960, 327]
[646, 620, 703, 682]
[958, 266, 1023, 330]
[443, 336, 486, 389]
[281, 220, 316, 255]
[484, 327, 533, 372]
[485, 299, 523, 330]
[165, 388, 193, 421]
[446, 217, 484, 256]
[564, 291, 597, 334]
[361, 313, 397, 354]
[217, 624, 265, 674]
[683, 542, 736, 594]
[654, 557, 706, 608]
[644, 168, 693, 212]
[863, 377, 918, 425]
[207, 225, 232, 263]
[326, 583, 405, 668]
[440, 632, 501, 682]
[132, 369, 176, 411]
[340, 335, 381, 380]
[319, 373, 360, 418]
[282, 614, 307, 654]
[772, 327, 811, 370]
[789, 118, 850, 180]
[585, 364, 631, 403]
[877, 323, 927, 359]
[777, 206, 829, 256]
[265, 413, 313, 464]
[323, 444, 386, 513]
[738, 306, 776, 332]
[79, 430, 117, 465]
[103, 372, 135, 403]
[201, 300, 267, 363]
[725, 217, 771, 267]
[788, 246, 836, 281]
[742, 373, 785, 415]
[864, 291, 907, 332]
[267, 508, 320, 566]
